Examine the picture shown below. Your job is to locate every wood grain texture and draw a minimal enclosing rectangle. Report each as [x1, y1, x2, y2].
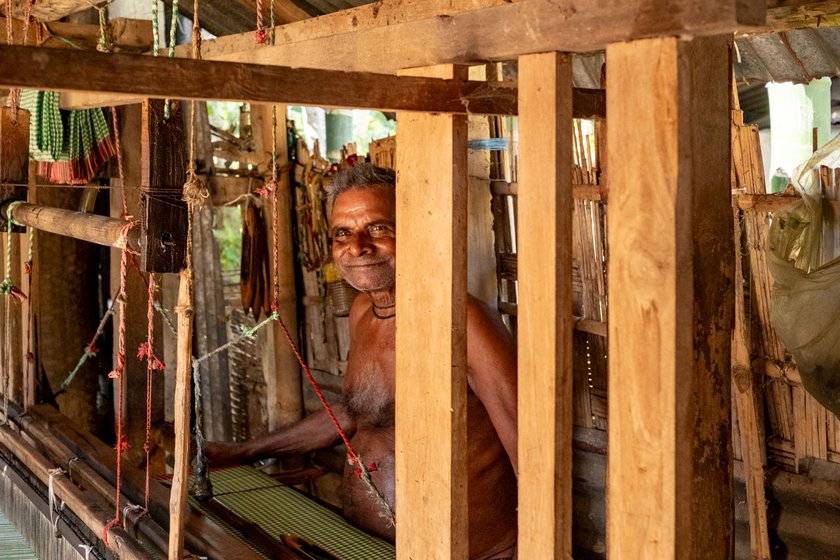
[7, 202, 141, 251]
[140, 99, 187, 273]
[186, 0, 764, 73]
[0, 425, 154, 559]
[169, 270, 194, 560]
[607, 35, 734, 559]
[516, 51, 574, 560]
[395, 64, 469, 560]
[251, 104, 303, 432]
[0, 45, 517, 115]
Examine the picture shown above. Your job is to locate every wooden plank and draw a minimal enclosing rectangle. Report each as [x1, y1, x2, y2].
[140, 99, 187, 273]
[183, 0, 764, 74]
[395, 64, 468, 560]
[251, 104, 304, 432]
[0, 17, 151, 52]
[0, 45, 519, 115]
[607, 35, 734, 559]
[516, 51, 573, 560]
[733, 205, 772, 560]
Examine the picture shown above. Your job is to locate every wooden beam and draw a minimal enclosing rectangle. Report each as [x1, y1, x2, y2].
[516, 51, 574, 559]
[0, 45, 518, 115]
[3, 201, 141, 251]
[607, 35, 734, 559]
[0, 426, 152, 559]
[184, 0, 764, 74]
[395, 64, 468, 560]
[0, 17, 151, 52]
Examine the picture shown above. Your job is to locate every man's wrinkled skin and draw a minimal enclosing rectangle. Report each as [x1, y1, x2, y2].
[206, 185, 518, 559]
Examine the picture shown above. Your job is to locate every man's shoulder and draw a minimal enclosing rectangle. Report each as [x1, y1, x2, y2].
[348, 292, 371, 329]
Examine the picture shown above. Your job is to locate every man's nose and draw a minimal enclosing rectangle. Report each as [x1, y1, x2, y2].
[348, 233, 373, 256]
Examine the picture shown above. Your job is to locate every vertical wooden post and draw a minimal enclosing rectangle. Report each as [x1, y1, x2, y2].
[252, 103, 303, 432]
[606, 35, 734, 559]
[395, 64, 468, 560]
[516, 51, 574, 559]
[169, 270, 193, 560]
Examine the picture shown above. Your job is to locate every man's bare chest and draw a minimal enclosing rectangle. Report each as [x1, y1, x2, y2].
[343, 321, 396, 428]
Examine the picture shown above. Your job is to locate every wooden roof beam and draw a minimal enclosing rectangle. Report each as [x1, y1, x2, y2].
[0, 45, 606, 118]
[175, 0, 766, 74]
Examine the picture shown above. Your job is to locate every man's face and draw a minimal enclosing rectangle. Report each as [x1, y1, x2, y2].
[330, 186, 396, 293]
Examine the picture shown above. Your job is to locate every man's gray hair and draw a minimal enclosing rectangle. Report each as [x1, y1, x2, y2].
[326, 163, 396, 207]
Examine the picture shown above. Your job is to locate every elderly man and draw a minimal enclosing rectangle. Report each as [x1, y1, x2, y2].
[207, 163, 518, 560]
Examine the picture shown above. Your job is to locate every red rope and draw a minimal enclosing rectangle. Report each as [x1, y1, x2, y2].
[103, 108, 133, 548]
[104, 221, 136, 548]
[110, 108, 129, 219]
[138, 272, 164, 512]
[274, 312, 360, 467]
[255, 0, 267, 44]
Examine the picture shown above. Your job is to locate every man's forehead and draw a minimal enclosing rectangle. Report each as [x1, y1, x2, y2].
[331, 186, 395, 219]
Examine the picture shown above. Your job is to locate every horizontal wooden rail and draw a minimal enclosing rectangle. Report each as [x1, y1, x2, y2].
[3, 201, 141, 252]
[0, 45, 605, 117]
[0, 425, 152, 560]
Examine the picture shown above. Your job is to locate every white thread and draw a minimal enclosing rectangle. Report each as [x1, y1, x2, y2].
[47, 467, 65, 537]
[78, 543, 94, 559]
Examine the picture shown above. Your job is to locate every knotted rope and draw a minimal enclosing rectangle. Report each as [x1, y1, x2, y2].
[47, 467, 65, 537]
[139, 272, 164, 511]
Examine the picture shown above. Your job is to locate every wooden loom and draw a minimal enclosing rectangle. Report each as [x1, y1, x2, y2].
[6, 0, 837, 558]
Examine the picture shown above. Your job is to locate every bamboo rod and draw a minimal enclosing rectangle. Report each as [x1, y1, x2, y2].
[169, 269, 193, 560]
[0, 426, 152, 560]
[2, 201, 141, 252]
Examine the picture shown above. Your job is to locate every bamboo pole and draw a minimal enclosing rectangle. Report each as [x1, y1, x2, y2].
[0, 425, 152, 560]
[169, 270, 194, 560]
[3, 201, 141, 252]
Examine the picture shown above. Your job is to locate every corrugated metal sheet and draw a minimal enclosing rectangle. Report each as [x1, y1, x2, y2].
[735, 27, 840, 85]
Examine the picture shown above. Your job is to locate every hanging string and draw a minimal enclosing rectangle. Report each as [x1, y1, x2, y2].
[269, 0, 275, 45]
[56, 299, 117, 395]
[139, 272, 164, 511]
[150, 0, 160, 57]
[22, 223, 34, 408]
[111, 108, 129, 219]
[47, 467, 66, 537]
[5, 0, 20, 115]
[254, 0, 266, 44]
[163, 0, 179, 120]
[184, 0, 213, 493]
[1, 202, 28, 425]
[103, 221, 136, 548]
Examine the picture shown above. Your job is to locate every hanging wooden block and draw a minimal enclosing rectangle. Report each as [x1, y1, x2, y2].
[0, 106, 29, 233]
[140, 99, 188, 272]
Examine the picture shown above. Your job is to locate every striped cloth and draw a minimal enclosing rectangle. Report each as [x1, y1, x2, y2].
[0, 507, 38, 560]
[19, 90, 64, 162]
[190, 467, 395, 560]
[19, 90, 115, 184]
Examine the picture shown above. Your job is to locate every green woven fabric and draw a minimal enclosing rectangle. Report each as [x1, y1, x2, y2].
[19, 90, 65, 162]
[0, 507, 38, 559]
[191, 467, 395, 560]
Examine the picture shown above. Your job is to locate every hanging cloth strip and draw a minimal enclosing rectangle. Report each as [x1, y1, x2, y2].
[19, 91, 116, 184]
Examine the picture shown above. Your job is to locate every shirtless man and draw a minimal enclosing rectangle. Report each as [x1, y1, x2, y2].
[206, 164, 518, 560]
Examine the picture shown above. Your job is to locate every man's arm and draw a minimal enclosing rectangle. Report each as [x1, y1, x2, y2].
[205, 404, 357, 467]
[466, 296, 518, 474]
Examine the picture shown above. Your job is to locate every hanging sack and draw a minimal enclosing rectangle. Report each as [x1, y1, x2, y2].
[768, 133, 840, 417]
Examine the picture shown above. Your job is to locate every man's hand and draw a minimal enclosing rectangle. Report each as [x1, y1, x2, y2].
[204, 440, 254, 468]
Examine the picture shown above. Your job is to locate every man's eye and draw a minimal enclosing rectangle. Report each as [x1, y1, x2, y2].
[333, 230, 349, 239]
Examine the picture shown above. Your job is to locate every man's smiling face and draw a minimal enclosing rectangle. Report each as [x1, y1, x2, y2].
[330, 186, 396, 293]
